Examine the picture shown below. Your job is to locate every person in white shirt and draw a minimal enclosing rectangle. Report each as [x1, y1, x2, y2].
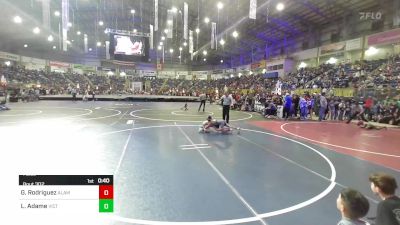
[220, 92, 233, 123]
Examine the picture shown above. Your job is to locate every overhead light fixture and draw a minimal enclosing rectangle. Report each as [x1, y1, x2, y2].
[88, 48, 92, 51]
[169, 48, 174, 53]
[171, 7, 178, 13]
[52, 46, 56, 49]
[160, 42, 164, 46]
[104, 29, 109, 34]
[167, 20, 173, 25]
[67, 22, 72, 27]
[47, 35, 54, 42]
[178, 55, 181, 59]
[54, 11, 60, 17]
[161, 36, 165, 41]
[220, 59, 224, 63]
[232, 30, 238, 38]
[71, 40, 74, 42]
[98, 20, 104, 26]
[217, 2, 223, 9]
[130, 9, 135, 14]
[13, 16, 22, 24]
[5, 61, 11, 66]
[204, 17, 210, 24]
[298, 62, 307, 68]
[365, 46, 378, 56]
[195, 28, 200, 33]
[164, 29, 168, 34]
[157, 46, 162, 50]
[276, 3, 285, 11]
[96, 42, 102, 47]
[203, 50, 207, 56]
[77, 31, 81, 35]
[179, 47, 183, 51]
[183, 42, 187, 46]
[133, 29, 137, 33]
[120, 72, 126, 76]
[203, 58, 207, 62]
[24, 44, 28, 48]
[219, 39, 225, 46]
[326, 57, 337, 64]
[33, 27, 40, 34]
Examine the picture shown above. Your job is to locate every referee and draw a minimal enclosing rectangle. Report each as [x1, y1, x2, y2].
[221, 92, 233, 123]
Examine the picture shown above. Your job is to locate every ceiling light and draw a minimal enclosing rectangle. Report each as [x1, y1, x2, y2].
[204, 17, 210, 24]
[160, 42, 163, 46]
[232, 30, 238, 38]
[157, 46, 162, 50]
[52, 46, 56, 49]
[33, 27, 40, 34]
[220, 59, 224, 63]
[5, 61, 11, 66]
[183, 42, 187, 46]
[365, 46, 379, 56]
[89, 48, 92, 51]
[77, 31, 81, 35]
[203, 58, 206, 61]
[164, 29, 168, 34]
[98, 21, 104, 26]
[96, 42, 102, 47]
[298, 62, 307, 68]
[54, 11, 60, 17]
[13, 16, 22, 24]
[276, 3, 285, 11]
[24, 44, 28, 48]
[169, 48, 174, 53]
[104, 29, 109, 34]
[217, 2, 223, 9]
[47, 35, 54, 42]
[167, 20, 172, 25]
[133, 29, 137, 33]
[67, 22, 72, 27]
[161, 36, 165, 41]
[179, 47, 183, 51]
[171, 7, 178, 13]
[203, 50, 207, 56]
[130, 9, 135, 14]
[195, 28, 200, 33]
[219, 39, 225, 45]
[66, 40, 71, 44]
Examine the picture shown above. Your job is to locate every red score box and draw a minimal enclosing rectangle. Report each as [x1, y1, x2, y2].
[99, 185, 113, 199]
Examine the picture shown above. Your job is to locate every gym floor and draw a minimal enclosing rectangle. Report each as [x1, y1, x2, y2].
[1, 100, 399, 225]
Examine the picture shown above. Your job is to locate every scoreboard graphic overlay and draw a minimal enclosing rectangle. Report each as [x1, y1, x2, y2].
[19, 175, 113, 213]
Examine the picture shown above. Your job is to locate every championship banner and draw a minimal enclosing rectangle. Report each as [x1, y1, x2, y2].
[211, 22, 216, 49]
[105, 41, 110, 59]
[84, 34, 88, 53]
[149, 24, 154, 49]
[319, 42, 346, 55]
[249, 0, 257, 19]
[367, 28, 400, 46]
[189, 30, 193, 54]
[183, 2, 188, 40]
[42, 0, 50, 29]
[62, 0, 69, 51]
[154, 0, 158, 31]
[167, 10, 173, 39]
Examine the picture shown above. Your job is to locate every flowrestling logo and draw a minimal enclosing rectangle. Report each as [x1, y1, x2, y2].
[359, 12, 382, 20]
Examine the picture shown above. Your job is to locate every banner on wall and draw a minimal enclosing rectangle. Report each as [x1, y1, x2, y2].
[345, 38, 362, 51]
[73, 64, 96, 72]
[249, 0, 257, 19]
[50, 61, 70, 68]
[0, 51, 20, 61]
[183, 2, 188, 40]
[154, 0, 158, 31]
[367, 28, 400, 46]
[320, 42, 346, 55]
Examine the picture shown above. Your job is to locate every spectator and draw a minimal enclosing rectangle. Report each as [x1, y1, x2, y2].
[369, 173, 400, 225]
[319, 92, 328, 121]
[336, 188, 370, 225]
